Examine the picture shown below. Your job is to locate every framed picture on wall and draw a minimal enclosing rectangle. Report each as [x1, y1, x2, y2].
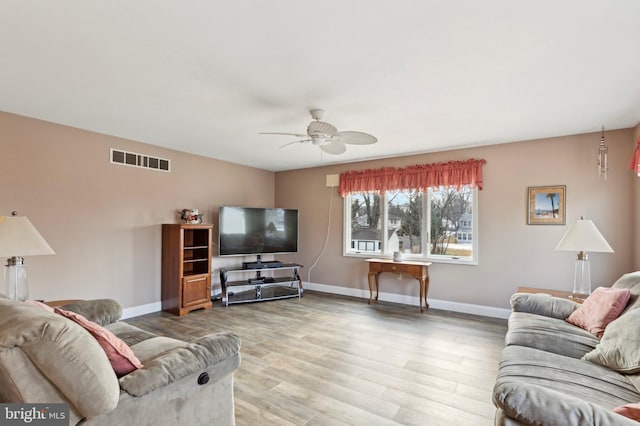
[527, 185, 566, 225]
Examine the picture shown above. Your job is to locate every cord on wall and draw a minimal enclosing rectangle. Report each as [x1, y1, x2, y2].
[307, 186, 335, 282]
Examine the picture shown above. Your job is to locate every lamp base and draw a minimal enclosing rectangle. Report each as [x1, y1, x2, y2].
[572, 258, 591, 297]
[3, 261, 28, 301]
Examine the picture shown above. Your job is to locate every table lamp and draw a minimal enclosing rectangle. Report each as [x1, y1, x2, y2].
[555, 216, 613, 296]
[0, 213, 55, 300]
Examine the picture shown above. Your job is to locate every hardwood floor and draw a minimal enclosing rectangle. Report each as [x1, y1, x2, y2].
[125, 291, 507, 426]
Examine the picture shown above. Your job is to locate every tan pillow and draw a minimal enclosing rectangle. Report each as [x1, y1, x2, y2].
[565, 287, 630, 337]
[583, 308, 640, 373]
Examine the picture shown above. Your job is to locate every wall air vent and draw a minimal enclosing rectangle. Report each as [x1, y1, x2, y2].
[110, 148, 170, 172]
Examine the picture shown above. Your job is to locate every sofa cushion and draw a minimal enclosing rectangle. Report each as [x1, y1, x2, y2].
[510, 292, 580, 319]
[129, 336, 188, 362]
[495, 345, 640, 409]
[494, 381, 640, 425]
[583, 308, 640, 374]
[58, 299, 122, 326]
[105, 321, 159, 347]
[505, 311, 599, 358]
[565, 286, 631, 338]
[54, 308, 143, 377]
[119, 333, 241, 397]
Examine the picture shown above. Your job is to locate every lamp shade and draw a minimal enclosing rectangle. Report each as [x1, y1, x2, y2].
[555, 218, 613, 253]
[0, 216, 55, 257]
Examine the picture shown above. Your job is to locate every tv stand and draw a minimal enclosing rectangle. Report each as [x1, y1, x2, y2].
[219, 263, 303, 306]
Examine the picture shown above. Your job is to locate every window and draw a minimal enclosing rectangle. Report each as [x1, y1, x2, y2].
[344, 186, 478, 264]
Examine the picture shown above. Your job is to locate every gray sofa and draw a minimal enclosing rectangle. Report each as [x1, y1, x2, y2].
[493, 271, 640, 425]
[0, 297, 240, 425]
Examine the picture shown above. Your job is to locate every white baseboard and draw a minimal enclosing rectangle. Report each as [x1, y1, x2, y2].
[121, 283, 511, 320]
[303, 281, 511, 319]
[121, 301, 162, 320]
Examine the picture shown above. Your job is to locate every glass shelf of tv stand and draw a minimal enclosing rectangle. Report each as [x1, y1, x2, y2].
[218, 263, 303, 306]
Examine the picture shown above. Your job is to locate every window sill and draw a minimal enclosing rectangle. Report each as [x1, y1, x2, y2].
[343, 252, 477, 266]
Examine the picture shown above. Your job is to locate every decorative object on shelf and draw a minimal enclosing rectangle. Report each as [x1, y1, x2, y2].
[179, 208, 203, 224]
[0, 211, 55, 300]
[393, 251, 403, 262]
[555, 216, 614, 296]
[628, 136, 640, 177]
[597, 126, 608, 180]
[527, 185, 566, 225]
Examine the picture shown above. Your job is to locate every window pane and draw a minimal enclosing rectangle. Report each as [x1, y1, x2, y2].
[388, 190, 423, 255]
[429, 186, 473, 258]
[350, 193, 382, 253]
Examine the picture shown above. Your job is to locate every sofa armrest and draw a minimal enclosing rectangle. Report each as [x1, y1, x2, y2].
[58, 299, 122, 326]
[119, 332, 241, 397]
[510, 292, 579, 319]
[494, 381, 639, 426]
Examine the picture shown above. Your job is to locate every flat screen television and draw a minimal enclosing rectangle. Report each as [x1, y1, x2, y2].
[218, 206, 299, 257]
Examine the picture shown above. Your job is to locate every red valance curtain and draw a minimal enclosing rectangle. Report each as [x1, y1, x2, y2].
[339, 159, 486, 196]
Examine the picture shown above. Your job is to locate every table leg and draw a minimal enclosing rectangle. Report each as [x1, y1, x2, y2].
[375, 272, 380, 302]
[424, 274, 430, 309]
[368, 272, 374, 304]
[419, 278, 425, 313]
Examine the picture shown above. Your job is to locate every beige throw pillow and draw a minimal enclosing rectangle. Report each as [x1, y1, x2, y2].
[583, 308, 640, 373]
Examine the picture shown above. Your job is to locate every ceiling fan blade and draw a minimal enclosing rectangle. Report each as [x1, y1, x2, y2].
[260, 132, 307, 138]
[320, 141, 347, 155]
[336, 131, 377, 145]
[279, 139, 310, 151]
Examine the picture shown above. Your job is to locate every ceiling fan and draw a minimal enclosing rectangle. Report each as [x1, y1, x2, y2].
[260, 109, 377, 155]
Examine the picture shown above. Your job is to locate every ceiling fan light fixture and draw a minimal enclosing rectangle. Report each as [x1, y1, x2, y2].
[311, 135, 331, 146]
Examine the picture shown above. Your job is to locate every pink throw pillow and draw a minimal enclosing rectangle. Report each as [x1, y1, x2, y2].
[614, 402, 640, 421]
[24, 299, 55, 313]
[54, 307, 143, 377]
[565, 287, 631, 338]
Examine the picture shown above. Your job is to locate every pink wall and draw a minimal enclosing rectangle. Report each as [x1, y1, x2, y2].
[0, 112, 275, 307]
[2, 111, 637, 312]
[276, 129, 636, 309]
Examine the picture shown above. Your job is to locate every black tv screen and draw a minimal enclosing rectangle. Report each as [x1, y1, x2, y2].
[218, 206, 299, 256]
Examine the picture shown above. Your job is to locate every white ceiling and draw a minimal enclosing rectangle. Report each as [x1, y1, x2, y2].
[2, 1, 640, 172]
